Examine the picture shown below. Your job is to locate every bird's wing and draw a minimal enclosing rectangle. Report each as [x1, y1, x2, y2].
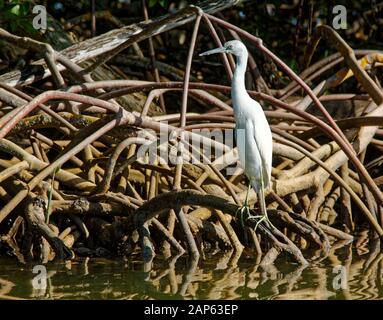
[247, 116, 272, 187]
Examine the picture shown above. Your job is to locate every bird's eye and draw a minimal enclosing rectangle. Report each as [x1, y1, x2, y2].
[227, 45, 232, 50]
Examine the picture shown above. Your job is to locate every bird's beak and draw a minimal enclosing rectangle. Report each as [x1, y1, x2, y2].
[199, 47, 226, 56]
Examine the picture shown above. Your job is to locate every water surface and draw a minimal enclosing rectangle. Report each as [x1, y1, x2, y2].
[0, 242, 382, 300]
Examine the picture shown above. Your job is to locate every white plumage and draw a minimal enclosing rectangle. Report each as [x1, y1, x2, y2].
[200, 40, 273, 224]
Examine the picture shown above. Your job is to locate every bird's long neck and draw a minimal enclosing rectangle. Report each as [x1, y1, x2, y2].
[231, 51, 249, 110]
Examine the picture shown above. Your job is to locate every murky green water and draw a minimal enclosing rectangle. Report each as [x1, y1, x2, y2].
[0, 242, 382, 300]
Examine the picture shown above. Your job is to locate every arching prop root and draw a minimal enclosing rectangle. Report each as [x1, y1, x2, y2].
[134, 189, 333, 265]
[0, 2, 381, 265]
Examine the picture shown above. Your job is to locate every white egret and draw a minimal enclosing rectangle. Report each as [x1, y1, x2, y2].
[200, 40, 273, 229]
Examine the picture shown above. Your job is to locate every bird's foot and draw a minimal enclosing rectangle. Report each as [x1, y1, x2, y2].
[236, 205, 267, 228]
[235, 205, 251, 227]
[252, 214, 267, 232]
[248, 213, 274, 233]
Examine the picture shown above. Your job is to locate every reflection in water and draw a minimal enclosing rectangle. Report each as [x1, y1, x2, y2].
[0, 241, 382, 300]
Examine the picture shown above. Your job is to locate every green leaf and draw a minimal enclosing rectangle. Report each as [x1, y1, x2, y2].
[20, 2, 30, 16]
[148, 0, 157, 8]
[10, 4, 20, 16]
[159, 0, 168, 8]
[19, 19, 37, 34]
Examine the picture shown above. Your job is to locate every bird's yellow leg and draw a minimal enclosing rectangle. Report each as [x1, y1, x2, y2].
[252, 178, 275, 232]
[235, 206, 248, 227]
[235, 182, 252, 227]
